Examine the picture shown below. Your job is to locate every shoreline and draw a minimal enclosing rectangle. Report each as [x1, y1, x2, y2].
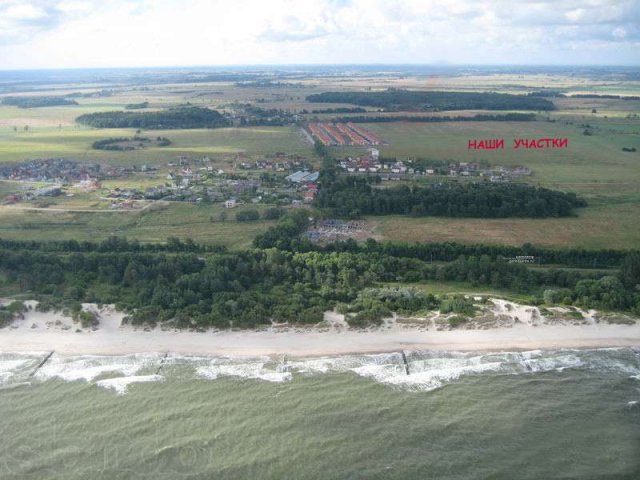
[1, 301, 639, 358]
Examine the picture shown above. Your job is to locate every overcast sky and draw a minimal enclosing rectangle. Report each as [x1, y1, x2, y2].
[0, 0, 638, 69]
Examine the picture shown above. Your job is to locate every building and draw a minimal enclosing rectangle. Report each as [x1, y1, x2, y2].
[303, 191, 316, 203]
[285, 171, 319, 183]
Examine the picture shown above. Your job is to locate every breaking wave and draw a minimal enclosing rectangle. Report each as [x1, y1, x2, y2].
[0, 348, 637, 394]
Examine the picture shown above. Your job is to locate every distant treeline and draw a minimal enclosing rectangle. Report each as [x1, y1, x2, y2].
[527, 91, 567, 98]
[2, 96, 78, 108]
[310, 107, 367, 114]
[238, 106, 296, 126]
[527, 91, 640, 100]
[570, 94, 640, 100]
[314, 167, 586, 219]
[1, 234, 639, 328]
[0, 236, 226, 254]
[306, 90, 555, 111]
[92, 136, 171, 150]
[334, 113, 536, 123]
[76, 107, 230, 129]
[236, 81, 302, 88]
[125, 102, 149, 109]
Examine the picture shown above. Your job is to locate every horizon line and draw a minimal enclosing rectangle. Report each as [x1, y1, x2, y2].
[0, 62, 638, 74]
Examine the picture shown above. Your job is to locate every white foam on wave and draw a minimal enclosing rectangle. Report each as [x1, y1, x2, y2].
[6, 347, 638, 394]
[352, 354, 505, 391]
[196, 359, 291, 383]
[35, 353, 160, 382]
[517, 352, 583, 373]
[287, 350, 625, 391]
[289, 352, 403, 375]
[96, 375, 164, 395]
[0, 359, 30, 385]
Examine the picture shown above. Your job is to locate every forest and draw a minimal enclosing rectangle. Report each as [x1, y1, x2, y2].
[335, 113, 536, 123]
[92, 136, 171, 150]
[306, 90, 555, 111]
[1, 223, 639, 328]
[314, 170, 586, 218]
[76, 106, 231, 129]
[1, 95, 78, 108]
[125, 101, 150, 109]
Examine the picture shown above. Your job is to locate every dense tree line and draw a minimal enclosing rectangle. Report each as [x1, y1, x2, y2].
[570, 94, 640, 100]
[92, 136, 171, 150]
[0, 236, 226, 254]
[2, 96, 78, 108]
[314, 175, 586, 219]
[238, 106, 296, 126]
[255, 212, 632, 268]
[92, 137, 134, 151]
[125, 102, 149, 109]
[527, 91, 567, 98]
[327, 239, 632, 269]
[76, 107, 230, 129]
[306, 90, 555, 111]
[310, 107, 367, 114]
[334, 113, 536, 123]
[1, 241, 638, 329]
[236, 210, 261, 222]
[2, 230, 631, 270]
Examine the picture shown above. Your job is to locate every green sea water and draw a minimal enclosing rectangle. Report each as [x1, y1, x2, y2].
[0, 349, 639, 479]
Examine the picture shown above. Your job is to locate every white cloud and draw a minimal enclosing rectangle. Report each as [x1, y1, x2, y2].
[0, 0, 638, 68]
[612, 27, 627, 38]
[55, 1, 93, 13]
[4, 3, 47, 20]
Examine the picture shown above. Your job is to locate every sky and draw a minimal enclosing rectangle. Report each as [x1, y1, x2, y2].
[0, 0, 638, 70]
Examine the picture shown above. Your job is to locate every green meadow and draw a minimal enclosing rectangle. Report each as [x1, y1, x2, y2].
[0, 125, 313, 166]
[0, 202, 276, 249]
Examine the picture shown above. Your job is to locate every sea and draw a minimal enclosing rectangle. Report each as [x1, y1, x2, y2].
[0, 348, 639, 479]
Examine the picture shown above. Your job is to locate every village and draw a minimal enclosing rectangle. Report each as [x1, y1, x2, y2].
[338, 148, 532, 182]
[0, 153, 320, 210]
[0, 145, 534, 210]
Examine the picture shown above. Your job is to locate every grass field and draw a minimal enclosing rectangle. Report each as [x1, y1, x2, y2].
[382, 281, 537, 303]
[0, 202, 276, 248]
[353, 114, 640, 249]
[0, 125, 313, 166]
[369, 201, 640, 249]
[365, 120, 640, 189]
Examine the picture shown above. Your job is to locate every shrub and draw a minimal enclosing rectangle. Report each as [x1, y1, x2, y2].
[448, 315, 468, 328]
[236, 210, 260, 222]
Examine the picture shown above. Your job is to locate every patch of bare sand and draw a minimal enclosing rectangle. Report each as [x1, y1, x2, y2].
[0, 300, 638, 358]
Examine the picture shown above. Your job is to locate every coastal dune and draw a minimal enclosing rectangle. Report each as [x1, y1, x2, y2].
[1, 302, 639, 358]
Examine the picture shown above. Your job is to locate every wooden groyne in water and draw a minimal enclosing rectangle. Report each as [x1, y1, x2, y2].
[29, 351, 54, 377]
[155, 352, 169, 375]
[401, 351, 410, 375]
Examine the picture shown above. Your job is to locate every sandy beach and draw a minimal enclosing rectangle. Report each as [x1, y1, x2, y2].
[1, 301, 639, 358]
